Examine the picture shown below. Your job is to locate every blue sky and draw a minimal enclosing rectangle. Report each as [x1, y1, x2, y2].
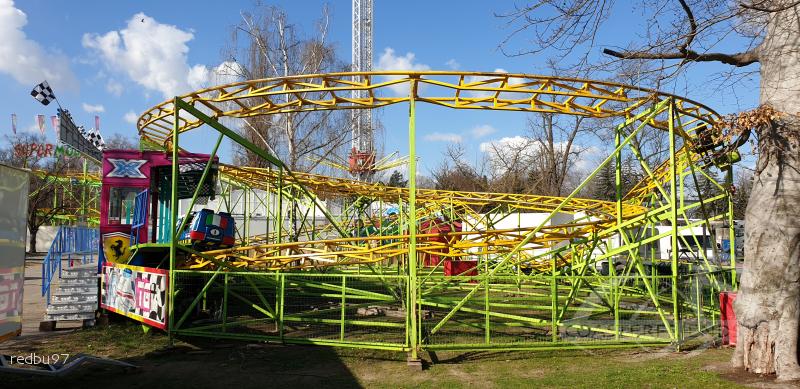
[1, 0, 760, 176]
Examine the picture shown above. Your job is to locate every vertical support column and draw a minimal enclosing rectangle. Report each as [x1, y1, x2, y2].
[277, 169, 284, 246]
[407, 80, 419, 362]
[266, 173, 272, 242]
[668, 99, 681, 346]
[312, 197, 317, 241]
[244, 186, 250, 245]
[485, 246, 491, 344]
[278, 274, 285, 340]
[168, 97, 180, 345]
[613, 127, 622, 340]
[550, 256, 558, 342]
[650, 216, 657, 287]
[340, 275, 346, 341]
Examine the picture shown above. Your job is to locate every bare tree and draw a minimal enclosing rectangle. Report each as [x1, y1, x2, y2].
[104, 133, 138, 150]
[527, 114, 593, 196]
[1, 134, 73, 252]
[225, 5, 350, 173]
[482, 136, 536, 194]
[499, 0, 800, 379]
[432, 145, 489, 192]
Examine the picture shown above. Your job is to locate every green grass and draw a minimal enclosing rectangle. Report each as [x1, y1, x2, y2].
[0, 322, 747, 388]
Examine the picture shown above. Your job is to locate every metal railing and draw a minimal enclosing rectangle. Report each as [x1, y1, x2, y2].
[41, 226, 100, 303]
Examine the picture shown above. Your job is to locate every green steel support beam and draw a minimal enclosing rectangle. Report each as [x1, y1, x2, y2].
[428, 99, 669, 336]
[407, 80, 420, 360]
[168, 97, 180, 345]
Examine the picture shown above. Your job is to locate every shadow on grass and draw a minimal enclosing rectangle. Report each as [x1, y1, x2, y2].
[1, 321, 365, 389]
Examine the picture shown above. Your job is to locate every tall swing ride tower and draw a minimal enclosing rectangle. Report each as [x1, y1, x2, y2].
[349, 0, 376, 181]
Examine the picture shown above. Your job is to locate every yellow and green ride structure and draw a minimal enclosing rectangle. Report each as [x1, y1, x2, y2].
[119, 71, 740, 357]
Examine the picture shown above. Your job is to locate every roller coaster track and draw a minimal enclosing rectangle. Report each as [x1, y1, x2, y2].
[136, 71, 731, 273]
[30, 169, 101, 225]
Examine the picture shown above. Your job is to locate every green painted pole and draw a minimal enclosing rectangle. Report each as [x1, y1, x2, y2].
[408, 80, 419, 361]
[279, 275, 286, 341]
[277, 169, 283, 245]
[668, 100, 681, 346]
[613, 128, 622, 341]
[551, 256, 557, 342]
[168, 97, 180, 345]
[244, 185, 250, 245]
[341, 275, 346, 341]
[486, 249, 491, 344]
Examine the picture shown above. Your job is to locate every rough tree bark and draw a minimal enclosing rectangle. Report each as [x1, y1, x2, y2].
[731, 3, 800, 381]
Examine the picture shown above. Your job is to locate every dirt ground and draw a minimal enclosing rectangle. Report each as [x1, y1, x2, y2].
[21, 258, 83, 335]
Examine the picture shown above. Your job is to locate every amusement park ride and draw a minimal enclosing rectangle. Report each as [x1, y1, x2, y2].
[69, 70, 744, 362]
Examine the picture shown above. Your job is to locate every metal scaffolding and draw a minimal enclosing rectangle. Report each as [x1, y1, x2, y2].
[134, 71, 740, 356]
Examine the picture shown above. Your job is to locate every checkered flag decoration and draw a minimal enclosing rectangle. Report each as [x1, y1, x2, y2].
[58, 108, 102, 161]
[30, 81, 56, 106]
[78, 125, 105, 150]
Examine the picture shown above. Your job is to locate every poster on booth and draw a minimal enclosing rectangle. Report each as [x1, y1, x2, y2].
[101, 263, 168, 329]
[0, 164, 29, 341]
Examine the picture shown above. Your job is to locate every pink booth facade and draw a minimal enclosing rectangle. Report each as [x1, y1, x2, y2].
[99, 149, 212, 265]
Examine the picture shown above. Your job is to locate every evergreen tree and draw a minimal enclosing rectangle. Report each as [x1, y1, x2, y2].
[386, 171, 408, 188]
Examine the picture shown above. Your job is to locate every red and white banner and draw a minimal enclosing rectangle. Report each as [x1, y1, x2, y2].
[36, 114, 45, 135]
[51, 116, 59, 136]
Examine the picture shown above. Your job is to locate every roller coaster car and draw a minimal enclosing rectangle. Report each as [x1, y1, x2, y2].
[693, 124, 722, 154]
[178, 209, 235, 249]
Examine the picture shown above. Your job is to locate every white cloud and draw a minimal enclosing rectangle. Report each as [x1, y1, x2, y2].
[445, 59, 460, 70]
[106, 79, 123, 96]
[573, 145, 603, 172]
[210, 61, 244, 86]
[0, 0, 78, 90]
[376, 47, 430, 94]
[82, 103, 105, 113]
[187, 64, 209, 90]
[123, 110, 138, 124]
[423, 132, 463, 143]
[83, 13, 221, 98]
[470, 124, 496, 138]
[479, 136, 531, 153]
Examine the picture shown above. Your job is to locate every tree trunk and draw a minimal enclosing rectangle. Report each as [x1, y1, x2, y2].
[732, 3, 800, 381]
[732, 117, 800, 380]
[29, 227, 38, 254]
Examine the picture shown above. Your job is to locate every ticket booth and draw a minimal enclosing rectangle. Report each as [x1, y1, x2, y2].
[99, 149, 217, 266]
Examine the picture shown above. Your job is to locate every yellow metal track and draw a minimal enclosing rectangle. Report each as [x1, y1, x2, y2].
[135, 71, 724, 271]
